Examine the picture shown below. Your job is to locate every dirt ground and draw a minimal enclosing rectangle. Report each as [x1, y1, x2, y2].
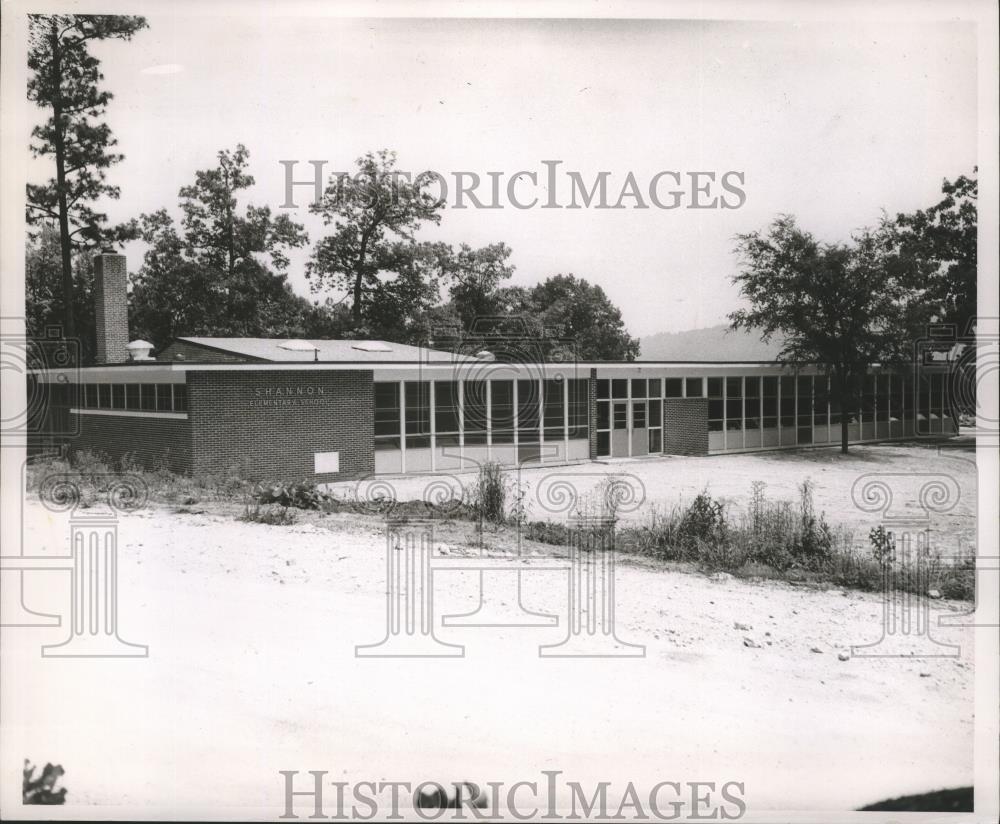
[2, 444, 977, 818]
[328, 441, 978, 555]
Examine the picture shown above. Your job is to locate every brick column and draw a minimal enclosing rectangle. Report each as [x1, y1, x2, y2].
[93, 252, 128, 364]
[588, 368, 598, 459]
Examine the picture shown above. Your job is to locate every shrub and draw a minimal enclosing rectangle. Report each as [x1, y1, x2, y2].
[869, 526, 896, 565]
[251, 479, 331, 510]
[473, 462, 506, 524]
[240, 499, 298, 525]
[676, 490, 727, 556]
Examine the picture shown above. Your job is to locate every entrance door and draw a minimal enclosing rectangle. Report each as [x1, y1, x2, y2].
[631, 400, 648, 456]
[611, 402, 629, 457]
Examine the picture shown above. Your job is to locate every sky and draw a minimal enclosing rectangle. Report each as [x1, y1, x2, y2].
[26, 13, 978, 338]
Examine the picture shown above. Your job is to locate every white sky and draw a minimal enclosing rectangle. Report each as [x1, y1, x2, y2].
[33, 14, 978, 337]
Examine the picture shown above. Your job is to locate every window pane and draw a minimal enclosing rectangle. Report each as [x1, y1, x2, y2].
[649, 399, 662, 427]
[125, 384, 140, 410]
[707, 378, 723, 399]
[686, 377, 704, 398]
[648, 378, 661, 397]
[726, 377, 742, 398]
[111, 384, 125, 409]
[631, 379, 646, 399]
[406, 381, 431, 435]
[596, 379, 610, 400]
[491, 380, 515, 431]
[172, 384, 188, 412]
[85, 384, 98, 408]
[633, 402, 646, 428]
[140, 384, 156, 411]
[611, 379, 628, 399]
[156, 384, 172, 411]
[464, 381, 488, 432]
[435, 381, 459, 433]
[613, 403, 627, 430]
[597, 401, 610, 430]
[374, 383, 401, 436]
[568, 379, 589, 430]
[664, 378, 683, 398]
[648, 428, 662, 453]
[745, 376, 760, 397]
[597, 431, 610, 456]
[543, 379, 564, 429]
[517, 379, 539, 431]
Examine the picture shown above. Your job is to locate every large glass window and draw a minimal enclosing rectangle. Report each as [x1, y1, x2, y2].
[406, 381, 431, 448]
[517, 379, 540, 442]
[708, 378, 723, 432]
[491, 380, 515, 444]
[743, 377, 760, 429]
[633, 401, 647, 428]
[648, 378, 661, 398]
[140, 384, 156, 411]
[111, 384, 126, 410]
[568, 379, 589, 439]
[156, 384, 172, 412]
[543, 378, 565, 442]
[85, 383, 98, 408]
[125, 384, 140, 410]
[664, 379, 683, 398]
[797, 376, 813, 427]
[813, 376, 829, 425]
[762, 376, 778, 429]
[596, 379, 609, 400]
[611, 379, 627, 399]
[780, 376, 795, 427]
[631, 379, 646, 399]
[172, 384, 187, 412]
[686, 377, 704, 398]
[374, 383, 401, 449]
[725, 377, 742, 430]
[435, 381, 460, 437]
[463, 381, 488, 445]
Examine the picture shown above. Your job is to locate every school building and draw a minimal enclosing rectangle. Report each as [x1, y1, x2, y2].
[27, 252, 956, 482]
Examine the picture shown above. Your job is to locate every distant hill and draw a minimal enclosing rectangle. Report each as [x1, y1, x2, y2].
[639, 324, 787, 362]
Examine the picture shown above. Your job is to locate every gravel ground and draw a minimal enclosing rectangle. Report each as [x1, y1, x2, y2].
[2, 475, 975, 817]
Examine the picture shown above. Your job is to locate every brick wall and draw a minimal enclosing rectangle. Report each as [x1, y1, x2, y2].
[156, 340, 258, 363]
[187, 369, 374, 481]
[662, 397, 709, 456]
[93, 253, 128, 364]
[71, 414, 192, 472]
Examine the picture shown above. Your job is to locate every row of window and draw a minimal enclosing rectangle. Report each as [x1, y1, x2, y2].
[596, 378, 703, 400]
[374, 379, 589, 451]
[703, 373, 948, 433]
[78, 383, 188, 413]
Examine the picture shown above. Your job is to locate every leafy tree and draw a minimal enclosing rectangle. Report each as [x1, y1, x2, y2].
[527, 275, 641, 361]
[129, 146, 310, 345]
[307, 150, 443, 327]
[447, 242, 516, 330]
[729, 216, 927, 454]
[889, 169, 977, 332]
[26, 225, 96, 357]
[26, 14, 148, 341]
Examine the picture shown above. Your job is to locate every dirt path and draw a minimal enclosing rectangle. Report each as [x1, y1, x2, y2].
[2, 499, 974, 816]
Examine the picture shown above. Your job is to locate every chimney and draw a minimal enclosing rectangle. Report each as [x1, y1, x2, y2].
[93, 250, 128, 364]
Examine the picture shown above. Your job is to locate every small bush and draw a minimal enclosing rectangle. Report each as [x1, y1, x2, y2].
[869, 526, 896, 565]
[473, 462, 506, 524]
[240, 500, 298, 525]
[252, 479, 331, 510]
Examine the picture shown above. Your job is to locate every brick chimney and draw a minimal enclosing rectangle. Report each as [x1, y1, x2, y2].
[93, 250, 128, 364]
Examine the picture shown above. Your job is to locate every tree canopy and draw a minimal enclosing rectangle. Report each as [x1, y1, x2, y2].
[729, 215, 928, 453]
[26, 13, 147, 340]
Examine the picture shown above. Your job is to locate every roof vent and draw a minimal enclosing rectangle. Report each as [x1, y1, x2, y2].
[125, 339, 155, 361]
[475, 350, 495, 361]
[277, 339, 319, 351]
[278, 339, 320, 361]
[351, 342, 393, 353]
